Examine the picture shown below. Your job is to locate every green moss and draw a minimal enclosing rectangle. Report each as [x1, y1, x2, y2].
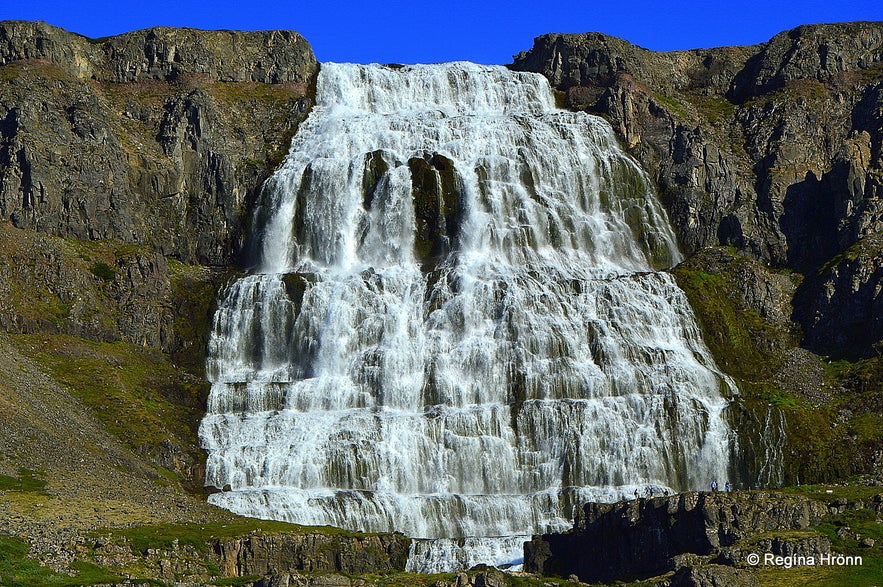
[0, 468, 47, 492]
[782, 483, 883, 503]
[169, 262, 234, 375]
[762, 389, 797, 408]
[672, 267, 775, 381]
[735, 484, 883, 586]
[88, 260, 117, 281]
[553, 90, 567, 109]
[652, 93, 691, 119]
[267, 126, 299, 169]
[0, 536, 123, 587]
[9, 334, 203, 476]
[850, 412, 883, 443]
[508, 574, 653, 587]
[671, 250, 879, 484]
[783, 79, 830, 102]
[780, 407, 854, 483]
[685, 94, 736, 125]
[98, 79, 177, 112]
[208, 81, 306, 105]
[0, 60, 75, 84]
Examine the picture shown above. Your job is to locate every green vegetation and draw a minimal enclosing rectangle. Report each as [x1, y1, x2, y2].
[337, 571, 649, 587]
[208, 81, 306, 105]
[10, 334, 205, 480]
[783, 483, 883, 503]
[755, 485, 883, 587]
[98, 79, 177, 111]
[0, 468, 47, 492]
[0, 536, 122, 587]
[168, 261, 234, 375]
[113, 519, 376, 555]
[672, 267, 777, 381]
[553, 89, 567, 110]
[762, 388, 797, 408]
[267, 126, 300, 169]
[88, 260, 117, 281]
[671, 249, 883, 484]
[782, 79, 830, 102]
[210, 576, 263, 586]
[0, 60, 75, 84]
[652, 93, 691, 120]
[685, 94, 736, 125]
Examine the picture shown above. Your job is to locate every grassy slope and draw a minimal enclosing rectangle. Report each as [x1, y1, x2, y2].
[673, 249, 883, 485]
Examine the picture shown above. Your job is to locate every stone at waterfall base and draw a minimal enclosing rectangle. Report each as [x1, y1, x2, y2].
[525, 491, 830, 583]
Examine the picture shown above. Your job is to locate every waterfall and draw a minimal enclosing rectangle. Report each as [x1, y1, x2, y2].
[199, 62, 736, 571]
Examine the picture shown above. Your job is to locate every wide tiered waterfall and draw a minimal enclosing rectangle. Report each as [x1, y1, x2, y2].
[199, 62, 735, 572]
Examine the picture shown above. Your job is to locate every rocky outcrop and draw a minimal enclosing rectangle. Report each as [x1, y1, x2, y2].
[729, 23, 883, 101]
[216, 532, 411, 576]
[794, 232, 883, 358]
[0, 222, 174, 348]
[666, 564, 760, 587]
[511, 23, 883, 266]
[408, 153, 463, 270]
[0, 20, 315, 84]
[511, 23, 883, 358]
[0, 20, 317, 266]
[0, 23, 317, 485]
[524, 492, 828, 583]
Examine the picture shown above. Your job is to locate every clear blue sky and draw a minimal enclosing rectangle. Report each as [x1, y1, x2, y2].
[2, 0, 880, 64]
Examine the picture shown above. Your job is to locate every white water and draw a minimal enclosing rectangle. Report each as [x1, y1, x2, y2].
[200, 62, 735, 571]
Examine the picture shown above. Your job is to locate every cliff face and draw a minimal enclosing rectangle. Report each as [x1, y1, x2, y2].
[0, 20, 317, 267]
[524, 491, 850, 584]
[511, 22, 883, 359]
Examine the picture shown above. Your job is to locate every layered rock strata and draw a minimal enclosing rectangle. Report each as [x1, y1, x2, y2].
[511, 22, 883, 358]
[524, 491, 829, 583]
[0, 20, 317, 266]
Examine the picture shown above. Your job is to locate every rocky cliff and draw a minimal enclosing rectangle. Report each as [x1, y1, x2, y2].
[511, 22, 883, 359]
[524, 489, 883, 585]
[0, 20, 318, 481]
[0, 20, 316, 267]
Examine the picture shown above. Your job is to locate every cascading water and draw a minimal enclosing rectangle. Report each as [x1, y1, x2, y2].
[199, 62, 736, 572]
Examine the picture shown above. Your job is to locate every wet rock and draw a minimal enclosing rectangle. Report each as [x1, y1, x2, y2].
[408, 153, 463, 270]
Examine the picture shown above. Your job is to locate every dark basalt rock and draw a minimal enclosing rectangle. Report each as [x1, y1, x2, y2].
[215, 531, 411, 576]
[408, 153, 463, 270]
[0, 20, 318, 266]
[1, 21, 316, 84]
[667, 564, 760, 587]
[729, 23, 883, 102]
[511, 22, 883, 272]
[793, 232, 883, 359]
[524, 491, 827, 583]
